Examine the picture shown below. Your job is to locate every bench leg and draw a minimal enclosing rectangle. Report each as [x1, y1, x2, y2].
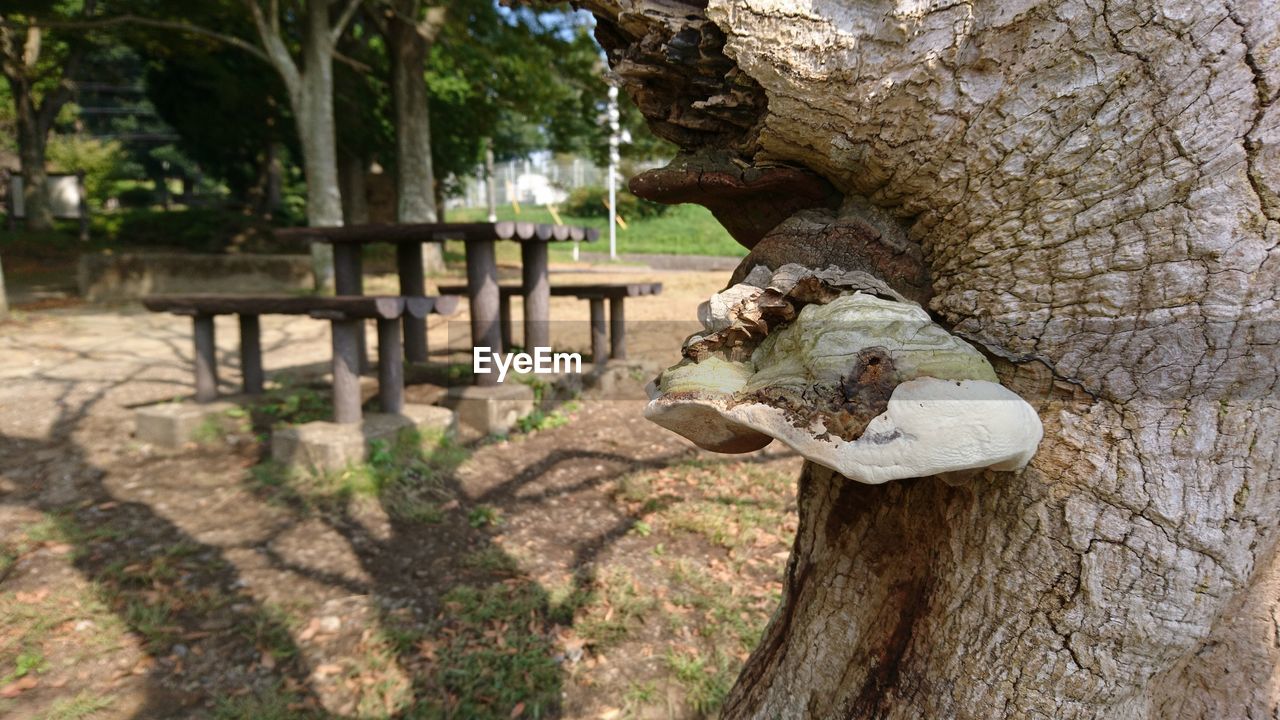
[609, 298, 626, 360]
[589, 298, 608, 369]
[331, 319, 362, 424]
[239, 314, 264, 395]
[499, 293, 513, 352]
[466, 239, 503, 386]
[398, 242, 429, 363]
[521, 242, 550, 351]
[334, 244, 371, 372]
[377, 317, 404, 415]
[193, 314, 219, 403]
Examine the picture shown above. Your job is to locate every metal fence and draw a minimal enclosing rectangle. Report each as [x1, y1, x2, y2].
[446, 154, 665, 210]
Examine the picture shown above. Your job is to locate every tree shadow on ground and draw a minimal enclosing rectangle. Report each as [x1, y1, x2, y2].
[0, 358, 327, 718]
[1, 321, 784, 718]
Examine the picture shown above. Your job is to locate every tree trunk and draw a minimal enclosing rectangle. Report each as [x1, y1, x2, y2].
[579, 0, 1280, 717]
[338, 150, 369, 225]
[387, 1, 444, 273]
[13, 88, 53, 231]
[291, 0, 343, 289]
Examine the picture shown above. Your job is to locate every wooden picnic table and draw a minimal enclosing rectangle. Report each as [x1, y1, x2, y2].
[277, 222, 599, 386]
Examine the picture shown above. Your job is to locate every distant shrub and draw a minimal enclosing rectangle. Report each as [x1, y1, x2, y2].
[115, 186, 156, 208]
[565, 186, 670, 220]
[105, 207, 303, 254]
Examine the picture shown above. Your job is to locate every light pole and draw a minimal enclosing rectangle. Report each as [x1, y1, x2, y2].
[607, 85, 620, 261]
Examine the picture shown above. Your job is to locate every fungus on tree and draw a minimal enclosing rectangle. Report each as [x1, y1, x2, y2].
[646, 261, 1043, 484]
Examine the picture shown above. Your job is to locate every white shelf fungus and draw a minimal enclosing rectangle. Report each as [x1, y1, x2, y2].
[646, 265, 1043, 484]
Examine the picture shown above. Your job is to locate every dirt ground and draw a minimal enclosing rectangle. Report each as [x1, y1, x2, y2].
[0, 264, 802, 719]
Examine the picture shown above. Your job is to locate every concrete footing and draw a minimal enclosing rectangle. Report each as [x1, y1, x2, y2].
[271, 403, 457, 472]
[443, 383, 535, 435]
[135, 400, 238, 449]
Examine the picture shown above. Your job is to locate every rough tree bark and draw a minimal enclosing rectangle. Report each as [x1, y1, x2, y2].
[578, 1, 1279, 717]
[338, 149, 370, 225]
[384, 0, 446, 273]
[246, 0, 363, 288]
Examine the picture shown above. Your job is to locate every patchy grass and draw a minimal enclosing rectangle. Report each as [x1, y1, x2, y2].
[39, 690, 117, 720]
[516, 400, 580, 434]
[254, 385, 333, 428]
[192, 406, 251, 445]
[466, 504, 503, 529]
[445, 204, 744, 259]
[415, 581, 564, 719]
[666, 649, 736, 715]
[576, 568, 657, 649]
[249, 430, 468, 524]
[213, 681, 309, 720]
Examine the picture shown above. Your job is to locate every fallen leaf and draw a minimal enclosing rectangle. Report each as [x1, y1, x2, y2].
[15, 588, 49, 604]
[510, 701, 526, 718]
[598, 708, 622, 720]
[298, 618, 321, 642]
[0, 676, 39, 698]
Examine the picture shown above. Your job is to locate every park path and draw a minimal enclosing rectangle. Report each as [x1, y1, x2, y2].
[0, 269, 800, 719]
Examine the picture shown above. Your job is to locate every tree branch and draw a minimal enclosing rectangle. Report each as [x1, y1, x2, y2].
[331, 0, 364, 44]
[4, 14, 272, 65]
[243, 0, 300, 98]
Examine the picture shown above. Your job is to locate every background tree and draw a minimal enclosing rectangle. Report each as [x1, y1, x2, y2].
[363, 0, 446, 269]
[576, 0, 1279, 717]
[0, 0, 98, 231]
[426, 2, 617, 205]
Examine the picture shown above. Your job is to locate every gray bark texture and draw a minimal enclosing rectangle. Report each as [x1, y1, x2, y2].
[246, 0, 358, 288]
[387, 0, 445, 273]
[577, 0, 1280, 717]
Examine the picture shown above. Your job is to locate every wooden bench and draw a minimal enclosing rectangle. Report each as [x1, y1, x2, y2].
[436, 282, 662, 362]
[143, 294, 460, 423]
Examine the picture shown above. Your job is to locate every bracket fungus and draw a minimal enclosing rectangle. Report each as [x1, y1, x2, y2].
[646, 264, 1043, 484]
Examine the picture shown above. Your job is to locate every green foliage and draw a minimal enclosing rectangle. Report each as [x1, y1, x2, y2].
[427, 582, 563, 718]
[255, 386, 333, 426]
[565, 186, 671, 221]
[426, 2, 651, 193]
[665, 650, 736, 715]
[447, 203, 746, 258]
[40, 691, 118, 720]
[467, 505, 503, 529]
[45, 135, 127, 204]
[213, 681, 308, 720]
[515, 400, 578, 434]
